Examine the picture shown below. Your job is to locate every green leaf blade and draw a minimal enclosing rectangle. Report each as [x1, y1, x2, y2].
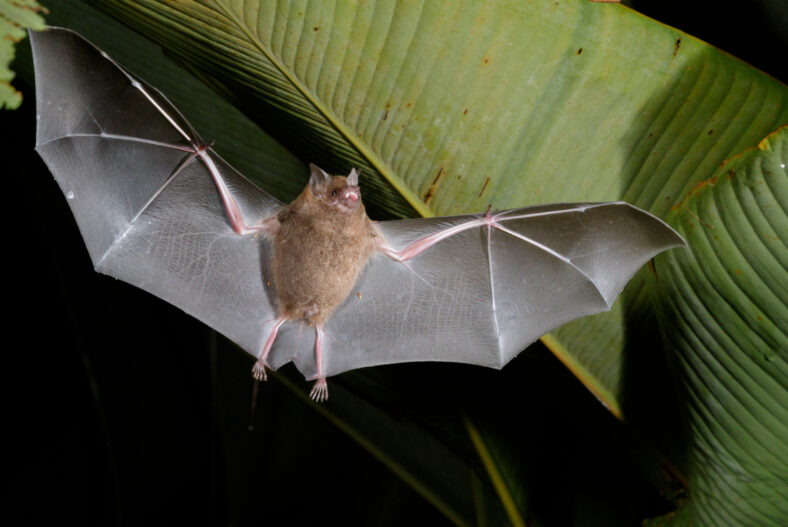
[0, 0, 46, 109]
[654, 127, 788, 526]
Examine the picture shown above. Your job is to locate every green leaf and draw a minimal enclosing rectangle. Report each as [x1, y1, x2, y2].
[0, 0, 46, 109]
[465, 417, 527, 527]
[274, 370, 497, 526]
[84, 0, 788, 417]
[653, 126, 788, 526]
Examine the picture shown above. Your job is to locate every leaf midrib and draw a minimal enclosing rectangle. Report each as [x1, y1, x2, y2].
[214, 0, 435, 218]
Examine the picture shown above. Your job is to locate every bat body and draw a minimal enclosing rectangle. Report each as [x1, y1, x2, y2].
[31, 28, 685, 402]
[237, 166, 383, 400]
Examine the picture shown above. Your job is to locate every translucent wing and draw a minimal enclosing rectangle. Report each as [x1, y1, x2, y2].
[32, 27, 283, 357]
[275, 204, 684, 378]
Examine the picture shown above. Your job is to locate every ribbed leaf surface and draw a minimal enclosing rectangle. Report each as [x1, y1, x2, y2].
[653, 126, 787, 526]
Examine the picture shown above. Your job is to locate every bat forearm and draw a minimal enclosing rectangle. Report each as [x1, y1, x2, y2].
[380, 215, 492, 262]
[197, 149, 273, 235]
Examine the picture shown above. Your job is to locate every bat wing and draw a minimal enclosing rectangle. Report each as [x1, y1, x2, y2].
[32, 28, 684, 383]
[32, 27, 283, 357]
[296, 204, 685, 379]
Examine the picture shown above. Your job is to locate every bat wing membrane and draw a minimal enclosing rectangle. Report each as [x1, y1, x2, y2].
[310, 204, 684, 378]
[32, 28, 283, 357]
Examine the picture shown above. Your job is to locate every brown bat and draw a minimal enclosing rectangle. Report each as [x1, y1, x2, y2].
[31, 28, 685, 402]
[244, 166, 382, 400]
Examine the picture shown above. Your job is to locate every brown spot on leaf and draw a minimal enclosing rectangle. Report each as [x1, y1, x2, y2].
[734, 269, 743, 275]
[482, 57, 490, 64]
[383, 110, 388, 121]
[423, 167, 446, 204]
[478, 177, 491, 197]
[463, 108, 468, 115]
[423, 188, 435, 203]
[686, 205, 714, 229]
[691, 176, 718, 192]
[708, 129, 714, 135]
[577, 48, 583, 55]
[673, 37, 681, 56]
[313, 25, 319, 31]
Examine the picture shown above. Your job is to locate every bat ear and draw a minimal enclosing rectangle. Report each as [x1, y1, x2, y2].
[309, 163, 332, 196]
[347, 168, 360, 186]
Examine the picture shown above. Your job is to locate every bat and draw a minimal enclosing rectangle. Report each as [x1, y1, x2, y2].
[31, 27, 685, 402]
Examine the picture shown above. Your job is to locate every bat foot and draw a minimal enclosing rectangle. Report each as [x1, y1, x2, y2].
[309, 378, 329, 402]
[251, 359, 270, 381]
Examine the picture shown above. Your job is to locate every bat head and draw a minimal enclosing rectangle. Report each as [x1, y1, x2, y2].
[308, 164, 362, 214]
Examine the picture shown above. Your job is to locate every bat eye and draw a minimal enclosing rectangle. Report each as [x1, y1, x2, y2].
[331, 190, 338, 197]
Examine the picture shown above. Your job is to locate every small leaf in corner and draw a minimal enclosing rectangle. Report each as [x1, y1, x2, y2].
[0, 0, 48, 110]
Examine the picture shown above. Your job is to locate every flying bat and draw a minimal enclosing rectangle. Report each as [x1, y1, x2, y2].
[31, 28, 685, 402]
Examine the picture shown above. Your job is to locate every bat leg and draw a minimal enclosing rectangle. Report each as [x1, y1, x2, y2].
[308, 325, 329, 402]
[252, 315, 287, 381]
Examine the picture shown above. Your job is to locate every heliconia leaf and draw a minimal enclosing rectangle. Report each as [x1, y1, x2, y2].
[84, 0, 788, 417]
[652, 126, 788, 526]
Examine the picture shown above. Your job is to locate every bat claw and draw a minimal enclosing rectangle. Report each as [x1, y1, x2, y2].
[309, 378, 329, 402]
[251, 359, 270, 381]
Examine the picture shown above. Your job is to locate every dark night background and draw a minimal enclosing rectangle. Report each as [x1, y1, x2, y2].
[4, 1, 785, 525]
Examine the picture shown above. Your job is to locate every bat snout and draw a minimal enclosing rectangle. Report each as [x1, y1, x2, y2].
[340, 187, 360, 207]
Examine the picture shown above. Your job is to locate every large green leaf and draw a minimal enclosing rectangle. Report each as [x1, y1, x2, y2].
[85, 0, 788, 417]
[653, 126, 787, 526]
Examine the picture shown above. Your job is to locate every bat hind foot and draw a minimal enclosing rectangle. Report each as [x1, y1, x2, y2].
[251, 359, 271, 381]
[309, 378, 329, 402]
